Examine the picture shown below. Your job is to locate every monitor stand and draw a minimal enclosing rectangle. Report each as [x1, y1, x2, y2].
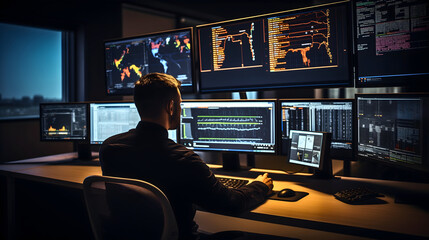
[221, 153, 252, 171]
[311, 160, 334, 179]
[312, 146, 334, 179]
[76, 143, 94, 161]
[311, 138, 334, 179]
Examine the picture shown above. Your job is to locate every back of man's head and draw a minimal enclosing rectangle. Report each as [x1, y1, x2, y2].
[134, 73, 181, 119]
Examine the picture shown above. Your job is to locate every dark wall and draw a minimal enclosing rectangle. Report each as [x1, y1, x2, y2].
[0, 120, 73, 162]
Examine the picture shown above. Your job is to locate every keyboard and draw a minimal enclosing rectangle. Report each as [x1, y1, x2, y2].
[218, 177, 249, 189]
[334, 187, 383, 204]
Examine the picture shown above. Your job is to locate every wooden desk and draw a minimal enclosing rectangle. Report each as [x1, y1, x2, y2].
[1, 153, 429, 240]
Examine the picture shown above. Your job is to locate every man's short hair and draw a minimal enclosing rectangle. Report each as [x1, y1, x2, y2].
[134, 73, 181, 119]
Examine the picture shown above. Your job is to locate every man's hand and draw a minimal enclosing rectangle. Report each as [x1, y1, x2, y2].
[254, 173, 273, 195]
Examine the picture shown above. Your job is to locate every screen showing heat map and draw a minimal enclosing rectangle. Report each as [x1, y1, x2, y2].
[104, 28, 194, 95]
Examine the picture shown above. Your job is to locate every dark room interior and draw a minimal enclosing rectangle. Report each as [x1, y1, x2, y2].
[1, 0, 429, 239]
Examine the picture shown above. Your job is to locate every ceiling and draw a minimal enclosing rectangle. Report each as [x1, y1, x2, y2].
[126, 0, 339, 23]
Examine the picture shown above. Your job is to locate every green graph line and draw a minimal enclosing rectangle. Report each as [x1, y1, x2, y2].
[182, 124, 186, 139]
[199, 138, 239, 140]
[197, 122, 260, 125]
[199, 138, 261, 140]
[198, 115, 260, 118]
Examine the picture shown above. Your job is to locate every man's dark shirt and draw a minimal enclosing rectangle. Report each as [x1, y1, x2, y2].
[99, 121, 269, 240]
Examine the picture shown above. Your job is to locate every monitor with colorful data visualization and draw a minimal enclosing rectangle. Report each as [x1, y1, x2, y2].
[104, 28, 194, 95]
[179, 100, 276, 153]
[196, 1, 352, 92]
[40, 103, 88, 141]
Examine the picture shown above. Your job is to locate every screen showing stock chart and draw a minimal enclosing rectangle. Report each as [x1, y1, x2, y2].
[197, 1, 352, 92]
[179, 100, 276, 153]
[40, 103, 88, 141]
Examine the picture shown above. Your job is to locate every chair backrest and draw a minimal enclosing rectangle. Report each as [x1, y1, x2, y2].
[83, 175, 178, 240]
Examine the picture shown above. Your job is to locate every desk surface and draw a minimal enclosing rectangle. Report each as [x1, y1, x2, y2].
[1, 152, 429, 239]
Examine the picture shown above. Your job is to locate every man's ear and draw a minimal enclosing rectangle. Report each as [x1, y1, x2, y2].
[168, 99, 174, 116]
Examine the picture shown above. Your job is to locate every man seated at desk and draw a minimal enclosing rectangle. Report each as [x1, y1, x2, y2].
[99, 73, 277, 240]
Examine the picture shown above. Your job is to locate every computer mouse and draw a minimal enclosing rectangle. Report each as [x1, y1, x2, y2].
[277, 188, 296, 198]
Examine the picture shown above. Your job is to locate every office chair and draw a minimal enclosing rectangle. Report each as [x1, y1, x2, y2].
[83, 175, 178, 240]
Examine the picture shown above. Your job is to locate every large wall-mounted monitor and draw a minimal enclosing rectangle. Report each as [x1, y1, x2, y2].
[90, 102, 177, 144]
[196, 1, 352, 93]
[179, 100, 276, 154]
[104, 28, 194, 95]
[280, 99, 355, 161]
[40, 103, 88, 141]
[356, 93, 429, 173]
[354, 0, 429, 88]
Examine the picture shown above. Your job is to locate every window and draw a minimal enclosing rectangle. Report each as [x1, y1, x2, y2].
[0, 23, 65, 120]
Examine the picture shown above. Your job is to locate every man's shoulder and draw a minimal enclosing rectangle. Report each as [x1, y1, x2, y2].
[99, 130, 137, 154]
[104, 130, 135, 144]
[166, 141, 205, 164]
[167, 140, 195, 157]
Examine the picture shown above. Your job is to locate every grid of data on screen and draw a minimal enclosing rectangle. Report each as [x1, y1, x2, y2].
[90, 103, 140, 144]
[281, 101, 353, 150]
[89, 102, 177, 144]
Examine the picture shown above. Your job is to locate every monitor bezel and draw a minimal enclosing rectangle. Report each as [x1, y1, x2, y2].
[103, 27, 196, 96]
[39, 102, 89, 142]
[355, 93, 429, 173]
[195, 0, 354, 93]
[278, 98, 356, 161]
[178, 99, 278, 155]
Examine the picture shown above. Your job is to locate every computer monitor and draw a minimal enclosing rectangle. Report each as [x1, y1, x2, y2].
[196, 1, 352, 92]
[104, 28, 194, 95]
[289, 130, 332, 178]
[40, 103, 88, 141]
[280, 99, 355, 160]
[89, 102, 177, 144]
[179, 100, 276, 170]
[354, 0, 429, 88]
[356, 93, 429, 173]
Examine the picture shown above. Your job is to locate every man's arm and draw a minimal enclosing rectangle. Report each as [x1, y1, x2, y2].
[184, 158, 273, 215]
